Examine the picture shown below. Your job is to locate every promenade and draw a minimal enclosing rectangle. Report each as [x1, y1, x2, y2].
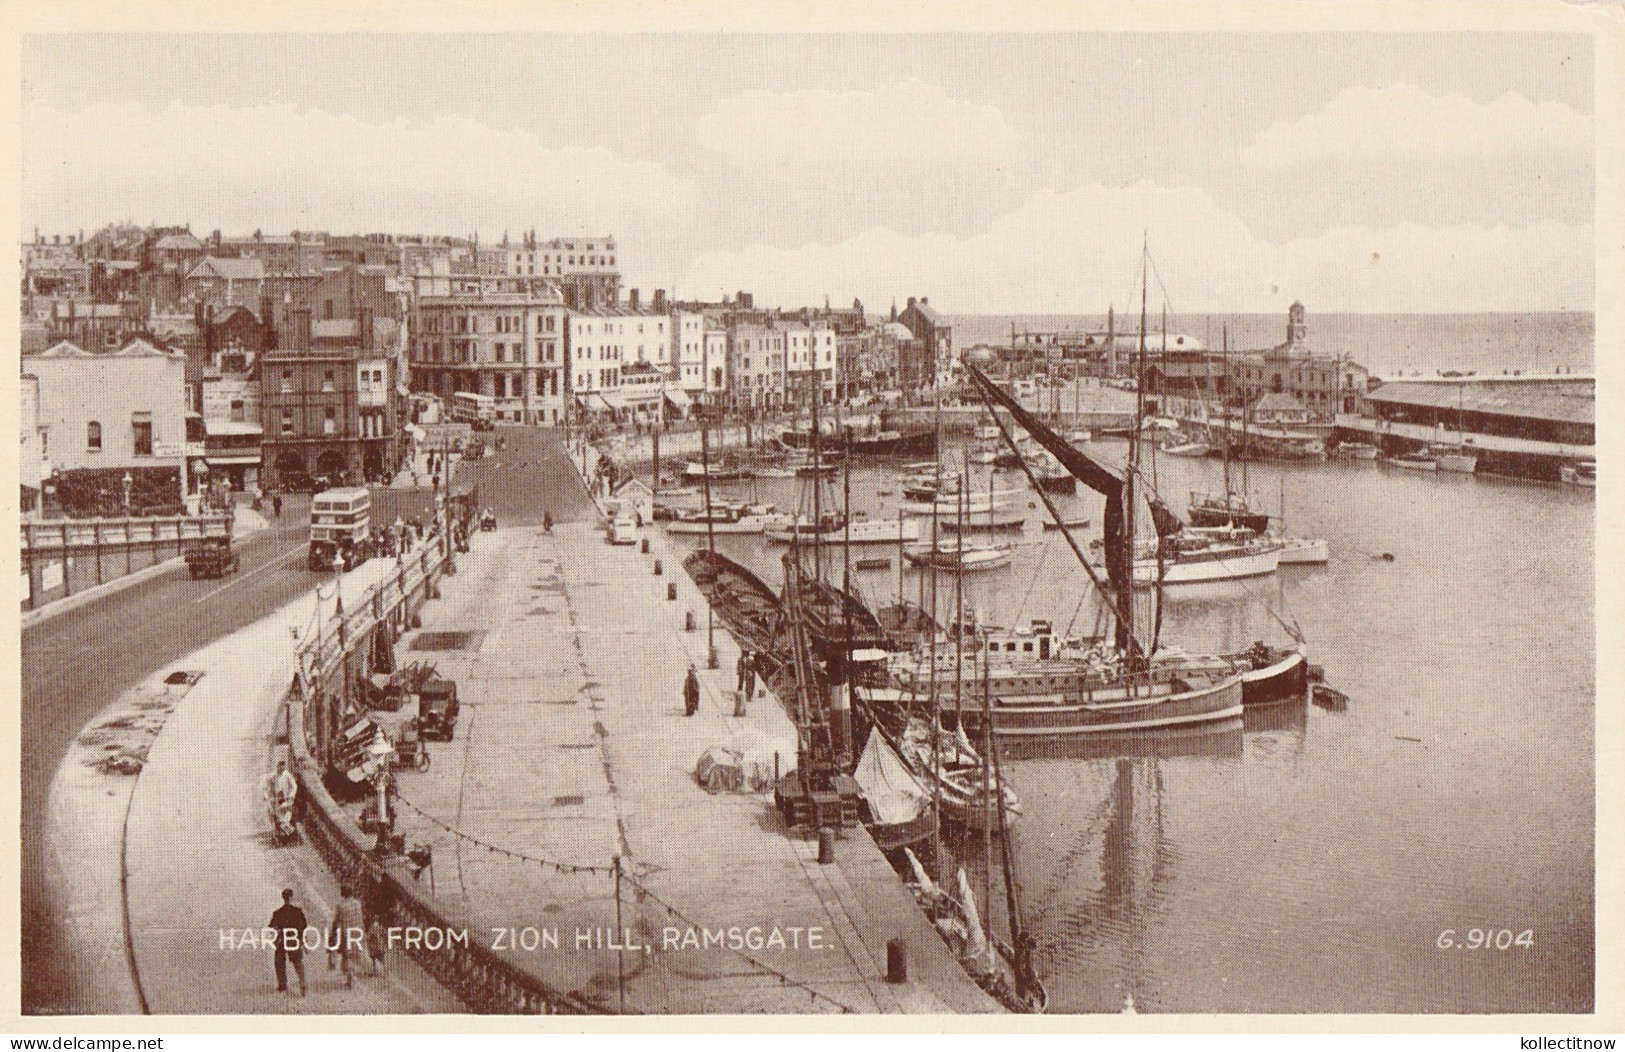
[366, 515, 997, 1012]
[46, 542, 464, 1014]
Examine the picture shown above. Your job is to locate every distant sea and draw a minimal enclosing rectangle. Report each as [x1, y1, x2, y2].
[949, 312, 1595, 379]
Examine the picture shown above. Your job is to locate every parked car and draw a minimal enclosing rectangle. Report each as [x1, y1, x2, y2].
[415, 677, 460, 741]
[607, 514, 640, 546]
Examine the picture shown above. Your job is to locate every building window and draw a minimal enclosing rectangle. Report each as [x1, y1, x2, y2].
[322, 370, 335, 393]
[281, 409, 294, 435]
[86, 420, 103, 451]
[131, 416, 153, 456]
[281, 368, 294, 394]
[323, 407, 336, 435]
[230, 399, 245, 422]
[323, 299, 334, 320]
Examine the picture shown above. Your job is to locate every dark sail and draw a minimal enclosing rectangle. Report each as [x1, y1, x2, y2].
[965, 365, 1140, 654]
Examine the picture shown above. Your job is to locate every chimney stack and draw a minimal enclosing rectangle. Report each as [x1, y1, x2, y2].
[653, 289, 666, 312]
[292, 307, 312, 351]
[629, 288, 640, 310]
[358, 307, 374, 351]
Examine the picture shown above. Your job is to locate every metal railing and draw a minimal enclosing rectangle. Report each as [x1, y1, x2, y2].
[283, 546, 608, 1014]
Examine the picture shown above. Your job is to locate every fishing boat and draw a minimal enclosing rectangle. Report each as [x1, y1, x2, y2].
[1430, 447, 1478, 474]
[665, 502, 789, 535]
[1159, 437, 1212, 458]
[1090, 531, 1281, 585]
[765, 514, 919, 546]
[901, 470, 960, 503]
[1334, 441, 1381, 461]
[913, 261, 1246, 739]
[778, 423, 937, 458]
[1187, 491, 1271, 532]
[1385, 450, 1438, 471]
[1028, 452, 1077, 494]
[851, 729, 936, 851]
[681, 459, 751, 482]
[904, 540, 1015, 572]
[1560, 460, 1596, 487]
[683, 549, 785, 667]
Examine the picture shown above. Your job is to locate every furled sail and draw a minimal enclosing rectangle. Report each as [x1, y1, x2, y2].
[966, 365, 1140, 654]
[852, 730, 930, 825]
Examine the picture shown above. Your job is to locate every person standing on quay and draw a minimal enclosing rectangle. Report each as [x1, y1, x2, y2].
[743, 652, 758, 701]
[684, 665, 701, 717]
[271, 492, 282, 518]
[269, 888, 308, 997]
[736, 650, 750, 693]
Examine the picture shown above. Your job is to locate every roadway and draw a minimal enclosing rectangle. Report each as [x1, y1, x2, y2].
[19, 426, 593, 1013]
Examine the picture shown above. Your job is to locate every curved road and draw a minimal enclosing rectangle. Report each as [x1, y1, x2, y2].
[19, 427, 595, 1013]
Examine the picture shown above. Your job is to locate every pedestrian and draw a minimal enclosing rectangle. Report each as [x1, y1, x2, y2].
[743, 654, 758, 700]
[365, 914, 388, 977]
[736, 650, 749, 692]
[683, 665, 700, 717]
[272, 493, 282, 518]
[269, 888, 308, 997]
[328, 885, 365, 988]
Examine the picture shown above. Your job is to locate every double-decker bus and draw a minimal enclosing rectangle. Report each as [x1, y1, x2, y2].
[450, 391, 497, 431]
[308, 487, 372, 570]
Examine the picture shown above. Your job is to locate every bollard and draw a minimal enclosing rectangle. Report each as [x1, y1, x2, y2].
[885, 939, 908, 984]
[733, 690, 747, 717]
[685, 610, 697, 632]
[817, 828, 835, 864]
[666, 582, 677, 601]
[640, 537, 650, 554]
[653, 559, 663, 576]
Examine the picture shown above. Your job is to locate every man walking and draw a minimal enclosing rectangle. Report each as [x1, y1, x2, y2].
[683, 665, 701, 717]
[271, 493, 282, 518]
[329, 885, 366, 988]
[742, 652, 758, 700]
[269, 888, 308, 997]
[736, 650, 750, 693]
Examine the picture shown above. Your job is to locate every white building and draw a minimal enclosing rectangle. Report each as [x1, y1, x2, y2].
[409, 284, 569, 424]
[566, 307, 681, 419]
[28, 338, 191, 507]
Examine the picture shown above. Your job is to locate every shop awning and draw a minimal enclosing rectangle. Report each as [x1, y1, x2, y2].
[663, 388, 693, 412]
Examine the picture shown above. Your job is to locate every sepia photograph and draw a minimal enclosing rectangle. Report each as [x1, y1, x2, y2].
[7, 3, 1617, 1032]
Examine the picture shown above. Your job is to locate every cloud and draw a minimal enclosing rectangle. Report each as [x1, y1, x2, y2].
[679, 181, 1592, 314]
[22, 102, 692, 245]
[1240, 85, 1590, 170]
[693, 79, 1022, 164]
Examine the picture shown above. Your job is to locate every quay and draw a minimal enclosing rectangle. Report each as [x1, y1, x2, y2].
[335, 427, 997, 1012]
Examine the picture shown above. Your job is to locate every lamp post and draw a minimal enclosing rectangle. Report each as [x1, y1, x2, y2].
[121, 471, 133, 517]
[365, 729, 395, 837]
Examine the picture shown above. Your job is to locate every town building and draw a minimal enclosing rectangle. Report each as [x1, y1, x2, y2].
[565, 302, 678, 421]
[898, 296, 953, 389]
[25, 338, 193, 515]
[408, 279, 569, 425]
[185, 256, 268, 311]
[259, 305, 404, 490]
[502, 233, 620, 311]
[1232, 302, 1368, 419]
[727, 321, 787, 412]
[220, 231, 327, 275]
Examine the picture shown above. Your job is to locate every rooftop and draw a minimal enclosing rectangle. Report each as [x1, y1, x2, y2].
[1364, 378, 1594, 425]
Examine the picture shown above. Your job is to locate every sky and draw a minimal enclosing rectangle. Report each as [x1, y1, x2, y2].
[21, 32, 1596, 314]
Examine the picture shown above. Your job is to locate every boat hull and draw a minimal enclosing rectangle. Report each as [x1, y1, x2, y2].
[1272, 537, 1329, 564]
[1237, 647, 1308, 707]
[765, 520, 920, 545]
[1435, 452, 1478, 474]
[1188, 504, 1271, 533]
[946, 675, 1245, 738]
[1560, 463, 1596, 487]
[666, 515, 786, 535]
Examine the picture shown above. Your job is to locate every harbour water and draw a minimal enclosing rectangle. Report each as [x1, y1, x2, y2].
[668, 436, 1595, 1013]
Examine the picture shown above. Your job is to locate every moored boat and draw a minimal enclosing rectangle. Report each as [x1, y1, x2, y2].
[1334, 441, 1380, 461]
[665, 502, 789, 535]
[765, 515, 919, 546]
[1385, 451, 1438, 471]
[904, 541, 1015, 572]
[1560, 460, 1596, 487]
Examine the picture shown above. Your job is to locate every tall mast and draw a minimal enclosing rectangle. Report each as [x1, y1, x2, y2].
[699, 409, 717, 555]
[1221, 326, 1232, 499]
[810, 370, 823, 584]
[1124, 239, 1148, 662]
[841, 434, 853, 770]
